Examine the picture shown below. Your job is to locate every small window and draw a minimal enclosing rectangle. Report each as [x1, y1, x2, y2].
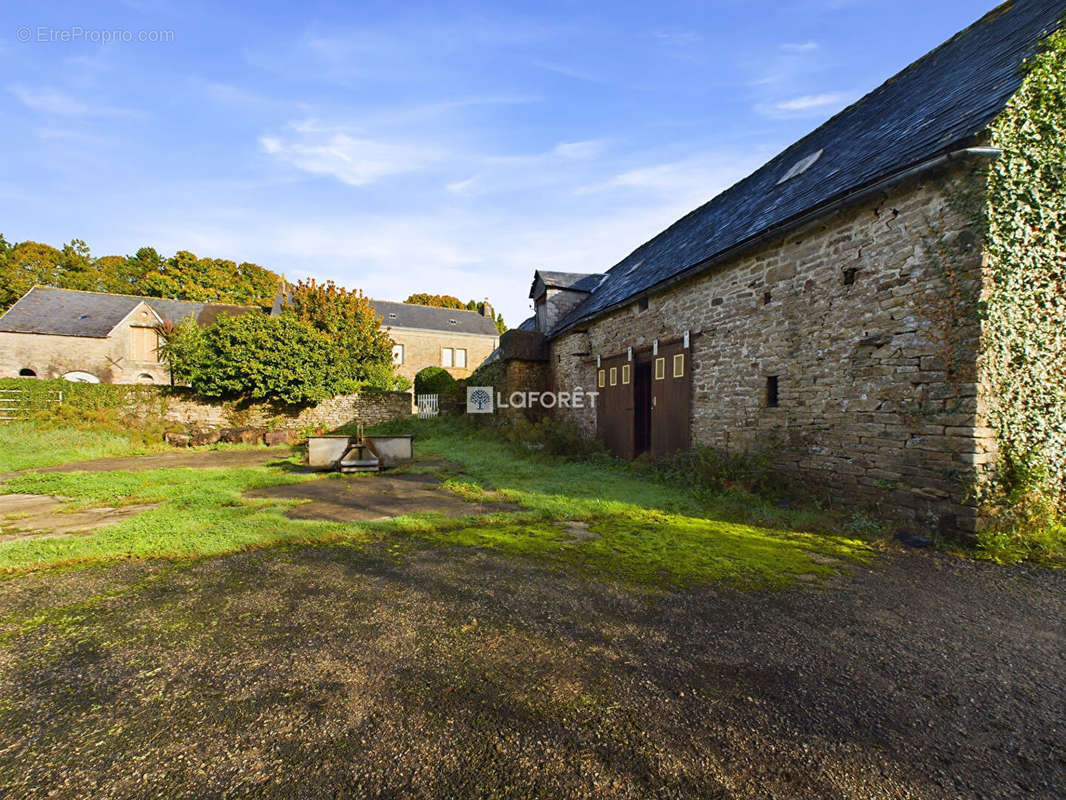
[388, 312, 397, 319]
[392, 344, 404, 365]
[18, 368, 36, 377]
[449, 319, 457, 325]
[763, 291, 772, 305]
[454, 348, 467, 369]
[843, 268, 857, 286]
[137, 373, 155, 384]
[622, 364, 631, 384]
[654, 357, 665, 380]
[638, 297, 649, 312]
[597, 369, 605, 388]
[441, 347, 454, 367]
[673, 353, 684, 378]
[609, 366, 617, 386]
[766, 376, 779, 408]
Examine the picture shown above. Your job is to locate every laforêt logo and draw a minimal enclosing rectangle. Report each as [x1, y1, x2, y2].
[466, 386, 494, 413]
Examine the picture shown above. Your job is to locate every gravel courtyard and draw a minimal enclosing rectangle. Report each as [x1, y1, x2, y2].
[0, 543, 1062, 799]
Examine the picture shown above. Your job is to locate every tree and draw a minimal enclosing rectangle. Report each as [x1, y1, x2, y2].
[137, 250, 280, 307]
[160, 312, 355, 405]
[404, 293, 466, 309]
[285, 279, 395, 384]
[0, 241, 63, 309]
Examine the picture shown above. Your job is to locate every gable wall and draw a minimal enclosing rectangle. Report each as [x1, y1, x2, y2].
[549, 165, 992, 535]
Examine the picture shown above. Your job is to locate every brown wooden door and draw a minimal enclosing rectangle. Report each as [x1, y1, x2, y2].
[595, 355, 635, 458]
[650, 342, 691, 458]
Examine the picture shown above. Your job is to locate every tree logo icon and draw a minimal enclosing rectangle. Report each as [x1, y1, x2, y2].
[466, 386, 494, 414]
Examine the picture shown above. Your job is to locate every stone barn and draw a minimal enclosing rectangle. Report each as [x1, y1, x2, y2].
[499, 1, 1066, 536]
[0, 287, 256, 385]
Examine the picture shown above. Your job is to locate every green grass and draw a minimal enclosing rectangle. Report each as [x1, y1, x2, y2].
[0, 422, 169, 473]
[0, 460, 348, 572]
[0, 416, 876, 585]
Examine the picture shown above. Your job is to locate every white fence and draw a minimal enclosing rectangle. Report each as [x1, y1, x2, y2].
[416, 393, 439, 419]
[0, 388, 63, 422]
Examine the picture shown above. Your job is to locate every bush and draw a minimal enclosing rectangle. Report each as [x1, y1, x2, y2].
[163, 313, 358, 405]
[414, 367, 458, 396]
[493, 417, 608, 461]
[651, 446, 778, 495]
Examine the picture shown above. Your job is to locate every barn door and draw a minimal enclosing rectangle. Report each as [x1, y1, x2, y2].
[595, 354, 635, 458]
[650, 341, 691, 458]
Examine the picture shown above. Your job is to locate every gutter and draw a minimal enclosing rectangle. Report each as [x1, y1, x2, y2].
[548, 145, 1002, 339]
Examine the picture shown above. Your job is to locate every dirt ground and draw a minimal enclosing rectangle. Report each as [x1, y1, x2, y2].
[3, 447, 293, 477]
[247, 472, 519, 521]
[0, 544, 1061, 799]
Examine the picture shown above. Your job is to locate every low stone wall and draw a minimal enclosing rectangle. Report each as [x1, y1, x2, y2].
[128, 387, 413, 431]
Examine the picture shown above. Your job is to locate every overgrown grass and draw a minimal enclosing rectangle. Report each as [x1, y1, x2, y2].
[0, 416, 876, 585]
[0, 460, 347, 573]
[0, 421, 168, 473]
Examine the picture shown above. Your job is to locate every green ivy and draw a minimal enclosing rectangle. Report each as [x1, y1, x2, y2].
[982, 27, 1066, 508]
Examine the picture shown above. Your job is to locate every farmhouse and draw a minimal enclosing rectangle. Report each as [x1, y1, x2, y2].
[0, 287, 254, 384]
[499, 1, 1066, 536]
[368, 300, 499, 382]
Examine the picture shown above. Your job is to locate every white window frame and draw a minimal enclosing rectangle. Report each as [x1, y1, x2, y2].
[441, 347, 454, 368]
[392, 344, 404, 365]
[454, 348, 467, 368]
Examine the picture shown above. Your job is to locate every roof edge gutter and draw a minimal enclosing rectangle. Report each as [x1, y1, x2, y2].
[548, 145, 1001, 339]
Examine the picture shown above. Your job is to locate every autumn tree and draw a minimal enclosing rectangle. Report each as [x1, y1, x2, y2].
[404, 293, 466, 309]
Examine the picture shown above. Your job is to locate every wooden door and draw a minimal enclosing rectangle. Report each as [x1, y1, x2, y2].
[650, 341, 691, 458]
[595, 354, 635, 458]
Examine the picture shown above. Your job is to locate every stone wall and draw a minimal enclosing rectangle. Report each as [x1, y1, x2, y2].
[128, 387, 413, 431]
[551, 165, 990, 536]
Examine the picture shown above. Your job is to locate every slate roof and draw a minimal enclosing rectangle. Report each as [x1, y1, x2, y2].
[550, 0, 1065, 335]
[0, 287, 256, 338]
[370, 300, 499, 336]
[530, 271, 604, 298]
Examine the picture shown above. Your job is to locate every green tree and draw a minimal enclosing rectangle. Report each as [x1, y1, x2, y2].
[163, 313, 353, 405]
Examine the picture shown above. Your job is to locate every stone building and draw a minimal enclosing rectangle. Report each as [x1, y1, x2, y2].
[368, 300, 500, 382]
[497, 1, 1066, 536]
[0, 287, 254, 384]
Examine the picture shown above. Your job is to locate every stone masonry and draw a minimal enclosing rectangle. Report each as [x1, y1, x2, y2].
[551, 166, 990, 535]
[124, 387, 413, 431]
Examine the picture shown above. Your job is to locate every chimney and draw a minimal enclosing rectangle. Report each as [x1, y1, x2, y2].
[480, 300, 494, 318]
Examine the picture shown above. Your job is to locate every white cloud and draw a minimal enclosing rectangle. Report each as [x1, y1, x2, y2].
[8, 84, 135, 117]
[259, 128, 442, 186]
[553, 139, 606, 159]
[756, 91, 854, 118]
[780, 41, 819, 53]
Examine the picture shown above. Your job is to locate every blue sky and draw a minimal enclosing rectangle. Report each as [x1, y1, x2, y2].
[2, 0, 1001, 324]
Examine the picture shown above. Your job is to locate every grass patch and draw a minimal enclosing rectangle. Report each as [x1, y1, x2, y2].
[0, 460, 352, 573]
[0, 422, 169, 473]
[363, 418, 875, 586]
[0, 416, 876, 586]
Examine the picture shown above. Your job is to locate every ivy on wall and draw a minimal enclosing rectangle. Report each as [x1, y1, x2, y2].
[982, 26, 1066, 506]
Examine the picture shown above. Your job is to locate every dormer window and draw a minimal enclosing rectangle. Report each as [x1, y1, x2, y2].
[388, 312, 397, 319]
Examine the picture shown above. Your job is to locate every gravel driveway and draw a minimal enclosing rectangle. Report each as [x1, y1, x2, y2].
[0, 544, 1062, 799]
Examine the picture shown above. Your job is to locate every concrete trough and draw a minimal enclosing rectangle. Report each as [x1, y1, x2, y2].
[365, 435, 414, 468]
[307, 436, 353, 470]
